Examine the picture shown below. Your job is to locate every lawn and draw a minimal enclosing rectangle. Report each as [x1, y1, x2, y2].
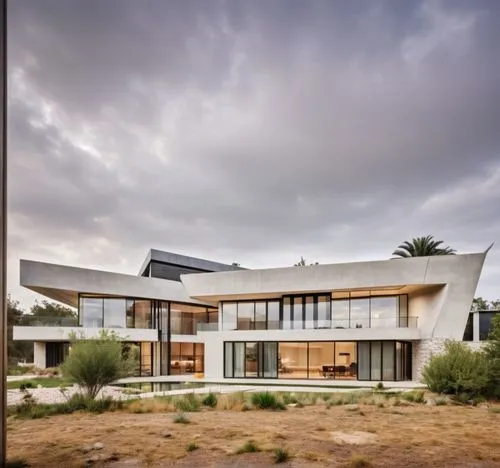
[7, 377, 70, 390]
[6, 391, 500, 467]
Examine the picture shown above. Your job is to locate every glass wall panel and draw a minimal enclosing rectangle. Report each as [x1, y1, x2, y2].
[370, 341, 382, 381]
[195, 343, 204, 372]
[267, 301, 280, 330]
[305, 296, 314, 329]
[282, 297, 292, 330]
[135, 300, 152, 328]
[262, 342, 278, 378]
[103, 299, 126, 328]
[350, 299, 370, 328]
[479, 312, 498, 340]
[293, 297, 303, 330]
[335, 342, 357, 379]
[170, 307, 182, 334]
[140, 342, 153, 376]
[462, 313, 473, 341]
[254, 302, 266, 330]
[234, 342, 245, 377]
[245, 342, 258, 377]
[399, 295, 408, 327]
[278, 342, 308, 378]
[358, 341, 370, 380]
[371, 297, 398, 328]
[224, 342, 233, 377]
[317, 296, 331, 329]
[170, 342, 197, 374]
[126, 300, 135, 328]
[238, 302, 254, 330]
[223, 303, 237, 331]
[81, 298, 103, 327]
[308, 342, 334, 379]
[395, 342, 402, 381]
[208, 309, 218, 324]
[382, 341, 395, 380]
[331, 300, 349, 329]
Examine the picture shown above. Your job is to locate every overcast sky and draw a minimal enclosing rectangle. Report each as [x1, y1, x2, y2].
[7, 0, 500, 309]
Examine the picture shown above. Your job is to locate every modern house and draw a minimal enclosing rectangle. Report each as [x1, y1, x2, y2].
[13, 247, 492, 384]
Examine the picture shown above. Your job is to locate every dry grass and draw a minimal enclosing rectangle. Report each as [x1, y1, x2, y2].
[6, 393, 500, 467]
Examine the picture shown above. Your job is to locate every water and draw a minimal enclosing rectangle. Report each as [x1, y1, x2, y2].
[115, 381, 206, 393]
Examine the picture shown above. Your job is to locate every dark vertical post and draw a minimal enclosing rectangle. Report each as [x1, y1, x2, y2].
[0, 0, 7, 463]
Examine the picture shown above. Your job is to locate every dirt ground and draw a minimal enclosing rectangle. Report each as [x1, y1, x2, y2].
[7, 403, 500, 467]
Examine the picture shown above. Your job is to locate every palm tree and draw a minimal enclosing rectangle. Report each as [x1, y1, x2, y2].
[392, 235, 456, 258]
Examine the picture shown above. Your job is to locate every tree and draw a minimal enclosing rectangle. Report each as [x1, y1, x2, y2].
[61, 331, 137, 399]
[7, 296, 33, 365]
[392, 235, 456, 258]
[294, 257, 319, 266]
[472, 297, 491, 311]
[30, 299, 76, 318]
[483, 314, 500, 399]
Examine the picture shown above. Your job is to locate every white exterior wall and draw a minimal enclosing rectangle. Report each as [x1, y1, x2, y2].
[33, 342, 46, 369]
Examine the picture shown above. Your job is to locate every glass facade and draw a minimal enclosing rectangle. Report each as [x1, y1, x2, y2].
[224, 340, 412, 381]
[170, 342, 204, 374]
[221, 294, 412, 331]
[462, 310, 500, 341]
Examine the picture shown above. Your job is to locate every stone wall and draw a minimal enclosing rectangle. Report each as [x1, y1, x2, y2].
[412, 338, 447, 382]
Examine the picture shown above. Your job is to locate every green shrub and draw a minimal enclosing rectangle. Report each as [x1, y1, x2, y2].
[274, 448, 290, 463]
[374, 382, 384, 391]
[202, 393, 217, 408]
[483, 315, 500, 399]
[236, 440, 260, 454]
[251, 392, 285, 410]
[422, 341, 489, 398]
[173, 412, 190, 424]
[401, 391, 425, 404]
[186, 442, 199, 452]
[61, 330, 137, 399]
[435, 397, 448, 406]
[174, 393, 201, 412]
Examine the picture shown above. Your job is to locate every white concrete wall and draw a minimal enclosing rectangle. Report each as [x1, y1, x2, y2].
[33, 342, 46, 369]
[13, 326, 159, 342]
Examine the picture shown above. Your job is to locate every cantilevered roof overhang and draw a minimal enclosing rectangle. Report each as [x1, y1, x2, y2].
[180, 253, 487, 303]
[20, 260, 213, 308]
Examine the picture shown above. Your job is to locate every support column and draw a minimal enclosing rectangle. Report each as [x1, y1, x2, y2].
[34, 342, 47, 369]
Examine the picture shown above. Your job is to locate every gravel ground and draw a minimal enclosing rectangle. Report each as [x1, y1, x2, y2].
[7, 385, 128, 406]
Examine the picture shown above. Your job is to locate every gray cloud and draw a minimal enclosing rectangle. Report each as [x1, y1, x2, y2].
[7, 0, 500, 307]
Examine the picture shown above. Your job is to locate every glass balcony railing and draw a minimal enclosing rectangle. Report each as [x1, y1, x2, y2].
[210, 316, 419, 332]
[15, 315, 79, 327]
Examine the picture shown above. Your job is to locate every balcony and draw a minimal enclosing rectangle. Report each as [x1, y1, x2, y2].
[200, 316, 418, 332]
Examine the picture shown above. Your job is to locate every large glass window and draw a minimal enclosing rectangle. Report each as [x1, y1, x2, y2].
[282, 297, 292, 330]
[245, 342, 258, 377]
[293, 297, 303, 329]
[262, 342, 278, 378]
[255, 302, 267, 330]
[170, 342, 202, 375]
[399, 295, 408, 327]
[332, 300, 349, 329]
[126, 300, 135, 328]
[140, 342, 153, 377]
[80, 298, 103, 327]
[225, 340, 410, 381]
[238, 302, 255, 330]
[350, 299, 370, 328]
[103, 299, 126, 328]
[305, 296, 314, 329]
[309, 342, 334, 379]
[371, 297, 398, 329]
[234, 342, 245, 377]
[279, 342, 308, 379]
[222, 303, 237, 331]
[335, 342, 357, 379]
[479, 312, 498, 340]
[267, 301, 280, 330]
[134, 300, 152, 328]
[317, 296, 331, 329]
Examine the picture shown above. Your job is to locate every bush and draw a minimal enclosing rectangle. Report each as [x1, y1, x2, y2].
[348, 454, 373, 467]
[274, 448, 290, 463]
[422, 341, 489, 398]
[61, 331, 137, 399]
[401, 391, 425, 404]
[174, 393, 201, 412]
[236, 440, 260, 454]
[186, 442, 199, 452]
[19, 382, 34, 391]
[483, 315, 500, 399]
[202, 393, 217, 408]
[173, 412, 190, 424]
[374, 382, 384, 391]
[251, 392, 285, 410]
